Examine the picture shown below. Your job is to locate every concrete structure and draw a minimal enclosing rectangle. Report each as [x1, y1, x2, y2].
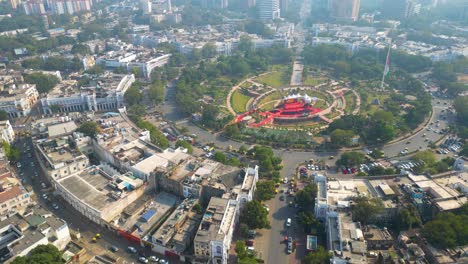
[258, 0, 280, 21]
[235, 166, 258, 206]
[35, 137, 89, 181]
[40, 74, 135, 114]
[150, 198, 201, 256]
[194, 197, 238, 264]
[22, 0, 46, 14]
[0, 84, 39, 118]
[95, 51, 171, 79]
[0, 120, 15, 144]
[0, 207, 71, 263]
[201, 0, 228, 9]
[0, 163, 32, 219]
[140, 0, 152, 13]
[314, 173, 328, 220]
[55, 164, 145, 226]
[328, 0, 360, 21]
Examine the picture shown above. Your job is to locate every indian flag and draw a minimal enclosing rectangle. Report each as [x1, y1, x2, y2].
[383, 44, 391, 76]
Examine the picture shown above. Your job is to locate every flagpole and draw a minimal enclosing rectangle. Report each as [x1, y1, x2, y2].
[380, 40, 392, 89]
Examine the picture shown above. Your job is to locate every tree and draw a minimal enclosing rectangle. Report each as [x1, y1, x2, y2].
[0, 110, 8, 121]
[240, 200, 269, 229]
[351, 196, 383, 225]
[255, 180, 275, 201]
[398, 205, 421, 231]
[236, 240, 248, 259]
[175, 140, 193, 154]
[239, 223, 250, 238]
[124, 83, 143, 106]
[422, 210, 468, 249]
[213, 152, 227, 163]
[192, 203, 202, 214]
[298, 211, 320, 233]
[238, 145, 248, 154]
[412, 150, 436, 166]
[2, 140, 20, 163]
[77, 121, 99, 138]
[23, 72, 60, 94]
[71, 43, 91, 55]
[296, 184, 317, 211]
[201, 43, 217, 59]
[12, 244, 62, 264]
[336, 151, 366, 167]
[330, 129, 356, 147]
[303, 246, 331, 264]
[225, 124, 241, 138]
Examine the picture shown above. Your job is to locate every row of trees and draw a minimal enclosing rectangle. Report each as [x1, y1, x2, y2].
[23, 72, 60, 94]
[22, 56, 83, 73]
[411, 151, 455, 175]
[431, 58, 468, 97]
[453, 96, 468, 139]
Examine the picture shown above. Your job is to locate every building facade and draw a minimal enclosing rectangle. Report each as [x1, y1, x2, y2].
[0, 84, 39, 118]
[328, 0, 360, 21]
[0, 120, 15, 144]
[258, 0, 280, 21]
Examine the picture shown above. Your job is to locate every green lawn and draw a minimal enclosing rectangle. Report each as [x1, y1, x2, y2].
[256, 72, 289, 88]
[258, 91, 285, 106]
[303, 76, 325, 86]
[361, 91, 390, 115]
[259, 100, 278, 111]
[231, 90, 251, 113]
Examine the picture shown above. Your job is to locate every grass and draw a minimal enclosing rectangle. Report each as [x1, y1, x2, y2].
[303, 76, 325, 86]
[304, 90, 330, 102]
[344, 91, 357, 114]
[259, 100, 278, 111]
[231, 90, 251, 113]
[256, 71, 289, 88]
[240, 81, 253, 89]
[258, 91, 285, 106]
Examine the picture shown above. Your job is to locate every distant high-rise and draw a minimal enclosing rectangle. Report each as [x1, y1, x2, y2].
[140, 0, 152, 14]
[201, 0, 228, 9]
[404, 0, 421, 17]
[23, 0, 46, 14]
[382, 0, 421, 19]
[328, 0, 360, 21]
[23, 0, 93, 15]
[280, 0, 288, 13]
[244, 0, 255, 9]
[9, 0, 21, 9]
[259, 0, 280, 21]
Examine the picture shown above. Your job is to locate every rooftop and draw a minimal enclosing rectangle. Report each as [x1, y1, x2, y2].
[57, 165, 143, 213]
[195, 197, 237, 243]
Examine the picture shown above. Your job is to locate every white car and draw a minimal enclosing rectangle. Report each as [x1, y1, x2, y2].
[16, 163, 21, 168]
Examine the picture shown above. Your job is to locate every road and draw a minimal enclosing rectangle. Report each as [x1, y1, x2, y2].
[14, 137, 178, 264]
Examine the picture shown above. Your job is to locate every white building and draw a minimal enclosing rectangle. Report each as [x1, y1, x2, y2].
[236, 166, 258, 206]
[194, 197, 238, 264]
[0, 163, 32, 219]
[140, 0, 152, 13]
[96, 52, 171, 79]
[0, 120, 15, 144]
[40, 74, 135, 114]
[314, 174, 328, 220]
[258, 0, 280, 21]
[0, 84, 39, 118]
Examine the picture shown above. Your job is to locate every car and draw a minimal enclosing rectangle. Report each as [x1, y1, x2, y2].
[149, 256, 159, 262]
[138, 257, 149, 263]
[52, 203, 59, 210]
[246, 240, 254, 246]
[286, 218, 291, 227]
[110, 245, 119, 252]
[279, 196, 285, 201]
[16, 163, 21, 168]
[42, 193, 48, 200]
[263, 205, 269, 212]
[159, 260, 168, 264]
[283, 178, 288, 184]
[248, 230, 257, 238]
[127, 246, 137, 253]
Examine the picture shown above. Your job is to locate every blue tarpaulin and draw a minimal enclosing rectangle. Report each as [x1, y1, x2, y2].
[140, 209, 156, 222]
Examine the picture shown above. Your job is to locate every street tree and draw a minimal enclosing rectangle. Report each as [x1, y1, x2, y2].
[255, 180, 275, 201]
[336, 151, 366, 167]
[23, 72, 60, 94]
[295, 184, 317, 211]
[240, 200, 269, 229]
[175, 140, 193, 154]
[213, 152, 227, 163]
[303, 246, 331, 264]
[330, 129, 355, 147]
[124, 83, 143, 106]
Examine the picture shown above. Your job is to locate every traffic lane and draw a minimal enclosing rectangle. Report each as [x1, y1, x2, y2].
[383, 104, 448, 158]
[266, 193, 297, 264]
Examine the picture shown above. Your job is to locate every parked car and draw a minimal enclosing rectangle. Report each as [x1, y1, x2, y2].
[138, 256, 148, 263]
[127, 247, 137, 253]
[110, 246, 119, 252]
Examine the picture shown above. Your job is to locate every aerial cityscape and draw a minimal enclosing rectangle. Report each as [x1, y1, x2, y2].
[0, 0, 466, 263]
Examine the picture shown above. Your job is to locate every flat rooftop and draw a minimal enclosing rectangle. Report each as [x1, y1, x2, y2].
[195, 197, 236, 243]
[58, 166, 143, 212]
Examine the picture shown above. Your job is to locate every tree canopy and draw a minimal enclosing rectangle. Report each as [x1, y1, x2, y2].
[422, 207, 468, 249]
[351, 196, 383, 225]
[77, 121, 100, 138]
[175, 140, 193, 154]
[255, 180, 275, 201]
[240, 200, 270, 229]
[23, 72, 60, 94]
[303, 246, 331, 264]
[12, 244, 62, 264]
[296, 184, 317, 211]
[336, 151, 366, 167]
[0, 110, 8, 121]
